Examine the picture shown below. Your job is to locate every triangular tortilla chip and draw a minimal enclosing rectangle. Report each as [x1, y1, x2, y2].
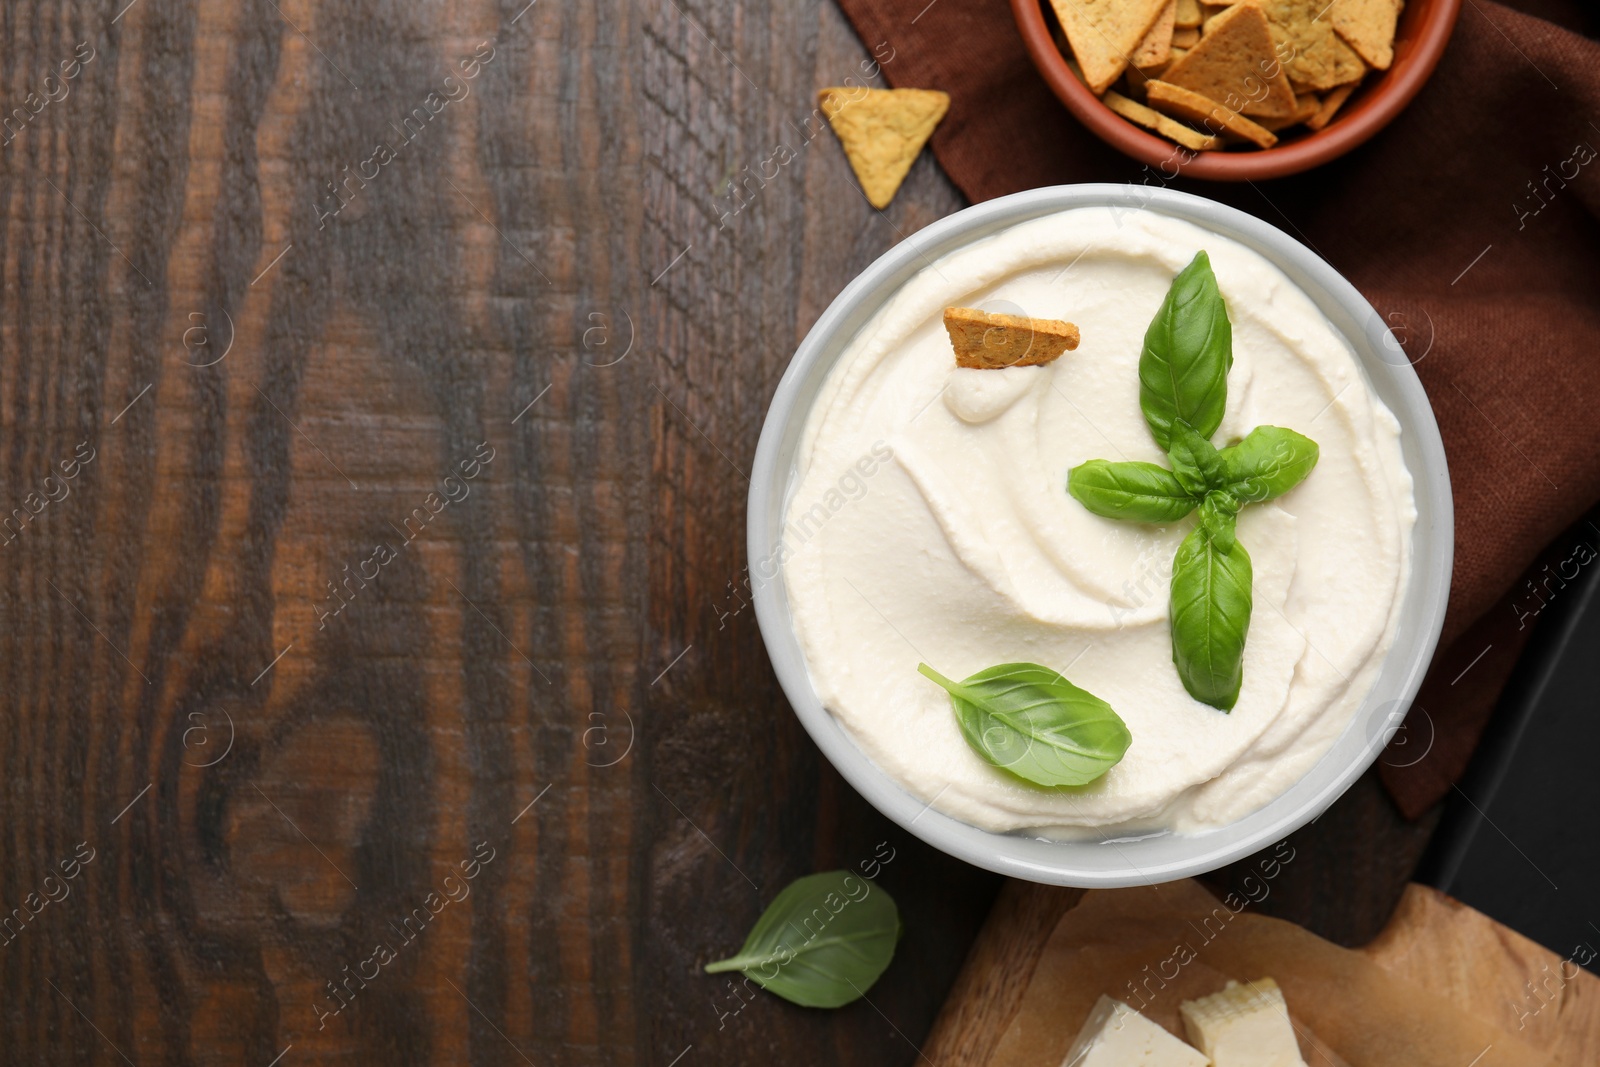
[1104, 89, 1225, 149]
[943, 308, 1081, 369]
[818, 88, 949, 210]
[1130, 0, 1178, 69]
[1163, 2, 1297, 118]
[1259, 0, 1366, 90]
[1049, 0, 1170, 95]
[1304, 81, 1357, 129]
[1331, 0, 1400, 70]
[1258, 89, 1320, 130]
[1146, 79, 1279, 147]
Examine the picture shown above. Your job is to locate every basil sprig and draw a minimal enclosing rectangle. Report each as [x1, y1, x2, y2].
[1065, 251, 1319, 711]
[704, 870, 899, 1008]
[918, 662, 1131, 787]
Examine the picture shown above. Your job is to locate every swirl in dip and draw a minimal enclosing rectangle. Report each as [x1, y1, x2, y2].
[782, 207, 1415, 836]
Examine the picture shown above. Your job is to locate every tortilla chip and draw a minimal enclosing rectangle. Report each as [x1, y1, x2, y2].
[1332, 0, 1400, 70]
[1130, 57, 1172, 92]
[1050, 0, 1171, 94]
[1304, 81, 1357, 129]
[943, 308, 1081, 369]
[818, 87, 950, 209]
[1123, 66, 1153, 99]
[1258, 90, 1320, 130]
[1131, 0, 1178, 68]
[1176, 0, 1203, 26]
[1161, 2, 1297, 118]
[1104, 89, 1226, 149]
[1146, 79, 1279, 147]
[1259, 0, 1366, 89]
[1173, 25, 1200, 46]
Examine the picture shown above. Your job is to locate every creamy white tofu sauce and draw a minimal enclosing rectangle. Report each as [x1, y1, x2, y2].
[782, 207, 1414, 835]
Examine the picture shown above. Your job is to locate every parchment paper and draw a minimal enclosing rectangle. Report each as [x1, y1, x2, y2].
[986, 880, 1548, 1067]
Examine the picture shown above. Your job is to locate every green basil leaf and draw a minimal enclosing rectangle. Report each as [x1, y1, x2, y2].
[1166, 419, 1228, 497]
[704, 870, 900, 1008]
[1067, 460, 1199, 523]
[1218, 425, 1320, 504]
[1169, 525, 1253, 711]
[1140, 251, 1233, 450]
[918, 662, 1131, 787]
[1065, 253, 1287, 717]
[1197, 491, 1240, 552]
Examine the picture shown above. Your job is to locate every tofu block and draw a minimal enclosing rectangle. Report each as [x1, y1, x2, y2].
[1065, 996, 1211, 1066]
[1179, 978, 1306, 1067]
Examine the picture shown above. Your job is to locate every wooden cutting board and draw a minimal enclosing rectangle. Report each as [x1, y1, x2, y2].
[924, 881, 1600, 1065]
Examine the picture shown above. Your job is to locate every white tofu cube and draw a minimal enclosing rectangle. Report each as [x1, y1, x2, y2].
[1179, 978, 1306, 1067]
[1064, 995, 1211, 1066]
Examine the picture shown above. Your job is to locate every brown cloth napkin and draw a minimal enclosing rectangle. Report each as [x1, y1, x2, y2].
[832, 0, 1600, 817]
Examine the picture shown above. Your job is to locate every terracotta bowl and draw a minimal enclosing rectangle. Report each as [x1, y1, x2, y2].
[1012, 0, 1461, 180]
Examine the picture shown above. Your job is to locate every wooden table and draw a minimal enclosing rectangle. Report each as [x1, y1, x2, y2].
[0, 0, 1436, 1062]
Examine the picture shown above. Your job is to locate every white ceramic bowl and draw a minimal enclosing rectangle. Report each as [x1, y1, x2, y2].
[749, 185, 1452, 887]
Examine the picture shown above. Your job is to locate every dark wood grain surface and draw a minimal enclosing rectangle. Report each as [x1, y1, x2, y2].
[0, 1, 1435, 1064]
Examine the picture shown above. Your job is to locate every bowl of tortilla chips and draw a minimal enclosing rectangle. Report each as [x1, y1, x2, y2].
[1013, 0, 1460, 180]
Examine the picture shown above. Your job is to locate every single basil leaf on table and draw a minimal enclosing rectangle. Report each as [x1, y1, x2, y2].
[703, 870, 900, 1008]
[1169, 524, 1253, 711]
[917, 662, 1131, 787]
[1218, 425, 1320, 503]
[1067, 459, 1199, 523]
[1166, 419, 1228, 497]
[1139, 251, 1234, 450]
[1196, 490, 1241, 552]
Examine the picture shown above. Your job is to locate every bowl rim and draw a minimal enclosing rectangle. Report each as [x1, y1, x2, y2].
[748, 183, 1452, 887]
[1009, 0, 1463, 181]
